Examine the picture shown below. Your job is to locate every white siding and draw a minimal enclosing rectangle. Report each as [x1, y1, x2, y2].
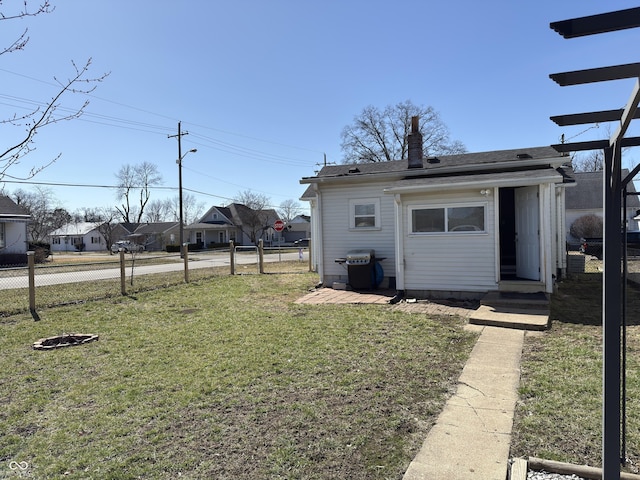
[401, 190, 496, 293]
[319, 182, 396, 284]
[3, 222, 28, 254]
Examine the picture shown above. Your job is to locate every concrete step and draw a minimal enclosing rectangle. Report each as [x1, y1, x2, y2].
[470, 291, 550, 331]
[481, 291, 549, 309]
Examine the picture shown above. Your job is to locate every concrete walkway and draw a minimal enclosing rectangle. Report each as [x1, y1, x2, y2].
[403, 325, 524, 480]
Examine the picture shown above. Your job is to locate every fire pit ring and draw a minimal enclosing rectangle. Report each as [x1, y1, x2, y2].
[33, 333, 99, 350]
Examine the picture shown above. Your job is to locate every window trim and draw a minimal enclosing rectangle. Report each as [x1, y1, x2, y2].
[349, 198, 381, 230]
[408, 202, 487, 235]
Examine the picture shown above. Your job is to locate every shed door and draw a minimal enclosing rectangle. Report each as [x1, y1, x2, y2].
[515, 186, 540, 280]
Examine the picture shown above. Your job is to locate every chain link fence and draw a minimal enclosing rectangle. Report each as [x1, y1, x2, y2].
[0, 242, 313, 317]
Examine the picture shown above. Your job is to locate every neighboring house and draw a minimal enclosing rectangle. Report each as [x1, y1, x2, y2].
[0, 195, 30, 254]
[130, 222, 179, 251]
[186, 203, 281, 247]
[48, 222, 107, 252]
[565, 170, 640, 247]
[282, 214, 311, 244]
[300, 120, 573, 297]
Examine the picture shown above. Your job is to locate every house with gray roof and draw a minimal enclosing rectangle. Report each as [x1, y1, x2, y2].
[186, 203, 281, 247]
[300, 118, 573, 298]
[0, 195, 30, 256]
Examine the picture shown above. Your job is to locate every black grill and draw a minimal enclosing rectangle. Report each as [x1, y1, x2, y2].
[346, 249, 376, 290]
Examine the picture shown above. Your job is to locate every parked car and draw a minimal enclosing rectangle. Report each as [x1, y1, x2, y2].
[294, 238, 310, 247]
[111, 240, 144, 253]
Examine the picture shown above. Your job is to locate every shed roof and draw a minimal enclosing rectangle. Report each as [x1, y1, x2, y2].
[301, 145, 571, 199]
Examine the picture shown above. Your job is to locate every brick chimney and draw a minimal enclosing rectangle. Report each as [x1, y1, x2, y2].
[407, 116, 423, 169]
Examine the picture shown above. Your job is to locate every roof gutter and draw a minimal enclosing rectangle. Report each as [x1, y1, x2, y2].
[383, 171, 563, 195]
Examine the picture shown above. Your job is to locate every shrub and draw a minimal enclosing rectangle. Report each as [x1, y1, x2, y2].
[570, 214, 603, 239]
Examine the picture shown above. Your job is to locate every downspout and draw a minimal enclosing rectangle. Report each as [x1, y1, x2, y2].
[540, 184, 553, 293]
[389, 193, 405, 304]
[311, 184, 323, 284]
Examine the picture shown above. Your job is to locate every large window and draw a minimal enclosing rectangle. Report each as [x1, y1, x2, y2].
[350, 198, 380, 229]
[410, 205, 485, 233]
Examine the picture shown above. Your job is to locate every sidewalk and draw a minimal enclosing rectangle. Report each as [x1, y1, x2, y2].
[403, 325, 524, 480]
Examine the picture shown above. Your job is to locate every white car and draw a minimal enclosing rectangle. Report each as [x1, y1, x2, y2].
[111, 241, 144, 253]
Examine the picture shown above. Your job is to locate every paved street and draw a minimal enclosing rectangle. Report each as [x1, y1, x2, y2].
[0, 250, 304, 290]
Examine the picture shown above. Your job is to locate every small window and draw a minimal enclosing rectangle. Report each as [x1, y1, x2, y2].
[350, 198, 380, 229]
[412, 208, 445, 233]
[447, 206, 484, 232]
[0, 223, 5, 248]
[410, 205, 485, 234]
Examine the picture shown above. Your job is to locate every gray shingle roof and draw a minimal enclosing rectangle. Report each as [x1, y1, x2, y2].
[565, 170, 640, 209]
[0, 195, 30, 217]
[300, 146, 571, 200]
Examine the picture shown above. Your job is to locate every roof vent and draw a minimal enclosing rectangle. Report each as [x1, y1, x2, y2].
[516, 153, 532, 159]
[426, 156, 440, 164]
[348, 167, 360, 174]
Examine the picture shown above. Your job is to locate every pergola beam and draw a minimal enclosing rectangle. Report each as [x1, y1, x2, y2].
[550, 7, 640, 38]
[550, 63, 640, 86]
[551, 109, 640, 126]
[551, 136, 640, 153]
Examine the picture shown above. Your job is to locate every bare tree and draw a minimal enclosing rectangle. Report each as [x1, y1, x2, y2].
[572, 150, 604, 172]
[143, 198, 170, 222]
[233, 190, 274, 244]
[165, 194, 205, 225]
[340, 100, 466, 164]
[278, 199, 302, 223]
[92, 208, 119, 254]
[115, 162, 163, 223]
[1, 2, 109, 181]
[11, 187, 70, 241]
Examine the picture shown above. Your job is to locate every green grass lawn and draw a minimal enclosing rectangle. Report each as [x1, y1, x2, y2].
[0, 272, 477, 479]
[510, 273, 640, 474]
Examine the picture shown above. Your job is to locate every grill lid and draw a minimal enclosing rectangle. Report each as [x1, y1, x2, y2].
[346, 249, 375, 265]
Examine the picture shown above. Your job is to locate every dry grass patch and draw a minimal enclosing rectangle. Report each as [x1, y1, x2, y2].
[0, 273, 477, 479]
[511, 273, 640, 473]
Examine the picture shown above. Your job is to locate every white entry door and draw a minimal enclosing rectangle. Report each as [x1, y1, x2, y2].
[515, 186, 540, 280]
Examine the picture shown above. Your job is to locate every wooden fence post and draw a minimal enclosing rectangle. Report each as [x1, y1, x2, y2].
[229, 241, 235, 275]
[258, 239, 264, 274]
[183, 244, 189, 283]
[27, 251, 36, 313]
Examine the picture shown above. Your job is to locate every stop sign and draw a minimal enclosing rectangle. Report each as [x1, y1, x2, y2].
[274, 220, 285, 232]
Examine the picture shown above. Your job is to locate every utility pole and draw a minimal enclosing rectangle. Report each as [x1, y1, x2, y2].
[168, 121, 191, 257]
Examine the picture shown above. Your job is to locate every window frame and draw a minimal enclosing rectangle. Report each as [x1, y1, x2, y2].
[408, 203, 486, 235]
[0, 223, 5, 248]
[349, 198, 381, 230]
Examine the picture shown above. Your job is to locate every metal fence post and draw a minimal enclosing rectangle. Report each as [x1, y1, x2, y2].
[229, 241, 235, 275]
[27, 251, 36, 312]
[258, 239, 264, 274]
[183, 244, 189, 283]
[119, 249, 126, 295]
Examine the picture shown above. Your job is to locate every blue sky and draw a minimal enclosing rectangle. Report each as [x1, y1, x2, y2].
[2, 0, 639, 216]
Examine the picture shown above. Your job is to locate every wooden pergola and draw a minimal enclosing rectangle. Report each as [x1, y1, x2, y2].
[549, 7, 640, 480]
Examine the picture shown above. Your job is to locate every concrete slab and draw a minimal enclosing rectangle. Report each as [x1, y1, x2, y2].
[469, 304, 549, 330]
